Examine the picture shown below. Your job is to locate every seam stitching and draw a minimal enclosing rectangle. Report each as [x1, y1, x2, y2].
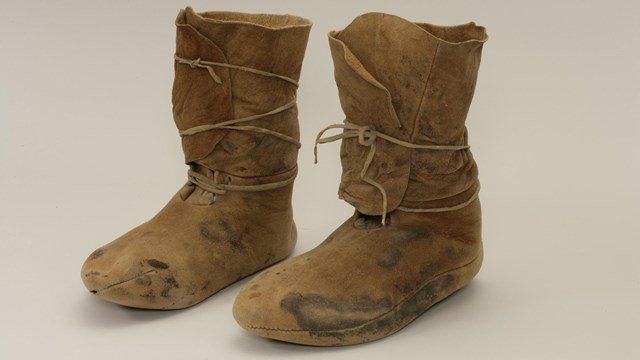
[244, 253, 480, 333]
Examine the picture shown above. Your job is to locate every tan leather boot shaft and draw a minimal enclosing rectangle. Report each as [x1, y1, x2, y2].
[329, 13, 486, 215]
[174, 8, 309, 178]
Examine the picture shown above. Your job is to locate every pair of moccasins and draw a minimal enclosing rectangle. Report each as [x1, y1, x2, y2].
[81, 7, 488, 346]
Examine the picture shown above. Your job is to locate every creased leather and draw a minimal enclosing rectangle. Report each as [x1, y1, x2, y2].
[329, 13, 487, 214]
[179, 7, 309, 178]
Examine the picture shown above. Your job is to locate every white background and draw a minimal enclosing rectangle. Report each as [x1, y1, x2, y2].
[1, 0, 639, 359]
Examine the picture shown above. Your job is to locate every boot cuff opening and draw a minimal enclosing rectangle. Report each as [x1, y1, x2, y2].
[332, 13, 487, 46]
[417, 22, 487, 44]
[179, 6, 312, 29]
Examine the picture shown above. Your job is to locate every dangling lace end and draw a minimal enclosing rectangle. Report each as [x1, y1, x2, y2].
[380, 186, 389, 226]
[313, 126, 330, 164]
[174, 54, 223, 84]
[205, 66, 222, 84]
[313, 143, 319, 164]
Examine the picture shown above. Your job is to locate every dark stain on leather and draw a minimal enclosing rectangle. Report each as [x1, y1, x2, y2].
[398, 274, 455, 319]
[200, 219, 247, 253]
[377, 247, 402, 268]
[146, 259, 169, 269]
[396, 223, 433, 244]
[403, 263, 440, 294]
[141, 289, 156, 302]
[299, 274, 457, 343]
[280, 293, 391, 333]
[201, 281, 210, 290]
[84, 271, 100, 277]
[161, 276, 179, 298]
[135, 275, 152, 286]
[88, 248, 105, 260]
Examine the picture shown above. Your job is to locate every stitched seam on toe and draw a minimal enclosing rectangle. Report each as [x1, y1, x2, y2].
[95, 269, 158, 293]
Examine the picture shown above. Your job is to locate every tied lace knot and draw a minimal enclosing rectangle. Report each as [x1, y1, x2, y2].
[187, 168, 298, 196]
[188, 58, 200, 68]
[175, 54, 299, 87]
[175, 55, 222, 84]
[174, 54, 300, 195]
[356, 125, 376, 146]
[314, 121, 477, 225]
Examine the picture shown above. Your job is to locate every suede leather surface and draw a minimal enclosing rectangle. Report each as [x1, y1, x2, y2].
[175, 8, 309, 177]
[81, 7, 312, 309]
[233, 13, 487, 345]
[331, 13, 487, 215]
[234, 201, 483, 345]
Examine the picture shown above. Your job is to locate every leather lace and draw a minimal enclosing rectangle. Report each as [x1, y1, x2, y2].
[314, 122, 479, 225]
[175, 54, 300, 195]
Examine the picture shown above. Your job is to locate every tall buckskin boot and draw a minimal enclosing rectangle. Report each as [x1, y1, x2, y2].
[80, 7, 312, 309]
[233, 13, 488, 345]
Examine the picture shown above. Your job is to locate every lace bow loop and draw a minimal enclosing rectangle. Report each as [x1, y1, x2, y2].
[314, 121, 474, 225]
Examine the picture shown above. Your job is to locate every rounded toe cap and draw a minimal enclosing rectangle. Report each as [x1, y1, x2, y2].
[81, 247, 182, 309]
